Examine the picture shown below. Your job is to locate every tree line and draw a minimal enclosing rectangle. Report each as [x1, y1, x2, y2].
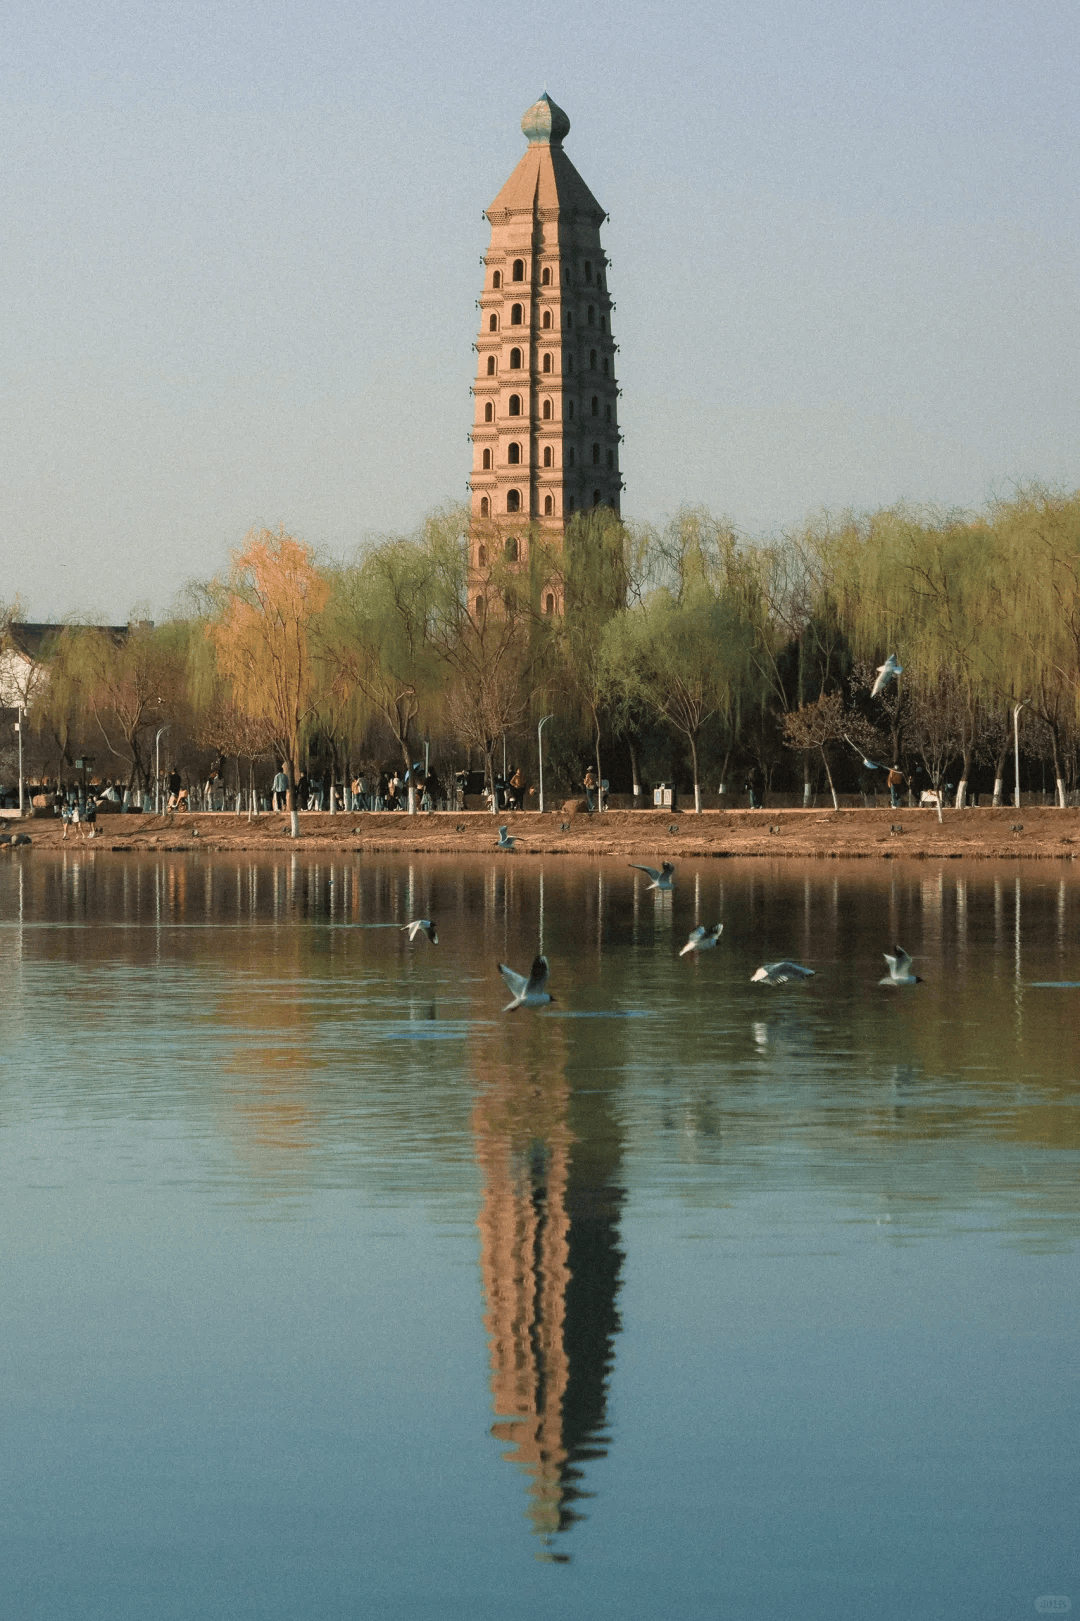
[3, 486, 1080, 822]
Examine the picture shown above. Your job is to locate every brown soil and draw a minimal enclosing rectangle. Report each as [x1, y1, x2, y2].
[15, 804, 1080, 860]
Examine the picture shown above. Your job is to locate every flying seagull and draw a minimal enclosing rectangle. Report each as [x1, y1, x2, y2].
[498, 955, 554, 1011]
[871, 654, 903, 698]
[880, 945, 923, 985]
[751, 961, 815, 986]
[842, 734, 885, 771]
[629, 861, 676, 890]
[401, 918, 438, 944]
[497, 825, 517, 850]
[679, 923, 724, 957]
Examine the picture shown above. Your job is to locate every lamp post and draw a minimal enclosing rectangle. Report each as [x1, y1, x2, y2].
[74, 756, 95, 798]
[537, 714, 554, 813]
[16, 706, 24, 816]
[1013, 700, 1029, 809]
[155, 726, 169, 814]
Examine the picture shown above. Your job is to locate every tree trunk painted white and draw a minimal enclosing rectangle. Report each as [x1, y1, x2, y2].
[992, 775, 1004, 806]
[821, 750, 839, 810]
[955, 777, 968, 809]
[1057, 774, 1067, 808]
[629, 741, 642, 800]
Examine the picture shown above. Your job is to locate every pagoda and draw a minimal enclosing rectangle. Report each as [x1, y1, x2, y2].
[468, 94, 622, 611]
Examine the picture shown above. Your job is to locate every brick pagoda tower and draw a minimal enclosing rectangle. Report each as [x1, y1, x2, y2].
[469, 94, 622, 607]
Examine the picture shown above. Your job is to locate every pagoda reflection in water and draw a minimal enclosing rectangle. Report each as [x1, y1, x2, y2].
[472, 1019, 625, 1555]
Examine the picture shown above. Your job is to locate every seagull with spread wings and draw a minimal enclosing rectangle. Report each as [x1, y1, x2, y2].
[871, 654, 903, 698]
[401, 919, 438, 944]
[751, 961, 815, 986]
[679, 923, 724, 957]
[880, 945, 923, 985]
[497, 955, 554, 1011]
[629, 861, 675, 891]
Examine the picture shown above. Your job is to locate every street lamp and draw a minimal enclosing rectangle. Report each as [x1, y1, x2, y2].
[74, 756, 95, 797]
[15, 706, 24, 816]
[1013, 700, 1030, 810]
[537, 714, 554, 813]
[155, 726, 169, 814]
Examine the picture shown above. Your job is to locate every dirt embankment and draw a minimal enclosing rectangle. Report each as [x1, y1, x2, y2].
[11, 804, 1080, 861]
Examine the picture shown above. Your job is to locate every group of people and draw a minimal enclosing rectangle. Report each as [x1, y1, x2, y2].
[268, 765, 439, 813]
[485, 768, 527, 813]
[60, 793, 98, 839]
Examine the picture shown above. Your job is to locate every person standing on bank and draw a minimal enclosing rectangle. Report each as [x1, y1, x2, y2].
[887, 765, 905, 810]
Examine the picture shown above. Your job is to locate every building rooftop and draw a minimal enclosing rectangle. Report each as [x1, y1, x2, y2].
[487, 94, 604, 223]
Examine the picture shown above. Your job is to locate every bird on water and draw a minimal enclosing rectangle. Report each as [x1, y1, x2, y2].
[880, 945, 922, 985]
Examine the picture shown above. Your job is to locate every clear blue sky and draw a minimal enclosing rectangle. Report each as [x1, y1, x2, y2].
[3, 0, 1078, 620]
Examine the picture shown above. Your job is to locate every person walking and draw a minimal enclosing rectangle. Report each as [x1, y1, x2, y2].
[583, 766, 598, 812]
[272, 765, 288, 811]
[887, 765, 905, 810]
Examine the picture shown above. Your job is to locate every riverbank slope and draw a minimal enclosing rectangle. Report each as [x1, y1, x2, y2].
[13, 805, 1080, 860]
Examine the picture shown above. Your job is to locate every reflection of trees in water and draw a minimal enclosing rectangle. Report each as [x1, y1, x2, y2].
[471, 1019, 625, 1557]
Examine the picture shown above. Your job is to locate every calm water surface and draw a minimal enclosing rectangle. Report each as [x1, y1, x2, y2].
[2, 851, 1079, 1620]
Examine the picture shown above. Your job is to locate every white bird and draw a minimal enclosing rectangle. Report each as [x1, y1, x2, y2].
[871, 654, 903, 698]
[497, 825, 517, 850]
[629, 861, 676, 890]
[880, 945, 923, 985]
[498, 955, 554, 1011]
[751, 961, 815, 986]
[401, 918, 438, 944]
[679, 923, 724, 957]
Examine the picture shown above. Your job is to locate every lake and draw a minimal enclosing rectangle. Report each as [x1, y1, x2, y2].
[2, 851, 1079, 1619]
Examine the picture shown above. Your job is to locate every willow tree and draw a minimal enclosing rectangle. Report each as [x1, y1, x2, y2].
[321, 535, 444, 811]
[546, 508, 634, 807]
[838, 505, 1011, 807]
[986, 489, 1080, 806]
[418, 508, 541, 799]
[36, 621, 185, 795]
[737, 526, 836, 803]
[207, 527, 329, 837]
[605, 513, 753, 812]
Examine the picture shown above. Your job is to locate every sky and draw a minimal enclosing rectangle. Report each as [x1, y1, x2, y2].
[2, 0, 1078, 622]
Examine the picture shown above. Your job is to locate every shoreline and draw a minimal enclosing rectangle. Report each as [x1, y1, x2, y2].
[8, 805, 1080, 861]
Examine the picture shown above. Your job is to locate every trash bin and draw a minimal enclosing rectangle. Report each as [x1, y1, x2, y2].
[653, 784, 676, 809]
